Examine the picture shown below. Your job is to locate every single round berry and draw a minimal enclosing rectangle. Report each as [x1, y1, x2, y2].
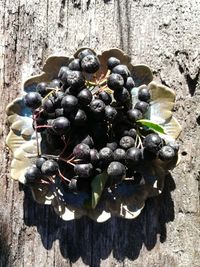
[61, 95, 78, 112]
[36, 157, 47, 169]
[90, 149, 99, 165]
[81, 55, 100, 73]
[25, 166, 41, 182]
[107, 57, 120, 70]
[74, 163, 93, 178]
[73, 143, 90, 161]
[99, 147, 114, 165]
[114, 87, 131, 104]
[107, 161, 126, 182]
[78, 49, 95, 61]
[134, 101, 149, 114]
[54, 91, 65, 107]
[66, 70, 85, 88]
[107, 73, 124, 90]
[112, 64, 130, 80]
[98, 91, 112, 105]
[168, 142, 179, 152]
[138, 87, 151, 102]
[36, 82, 47, 97]
[125, 77, 135, 90]
[24, 92, 42, 109]
[55, 108, 64, 117]
[68, 58, 81, 71]
[127, 109, 143, 122]
[158, 146, 175, 161]
[77, 88, 93, 106]
[52, 117, 71, 134]
[41, 160, 59, 176]
[105, 105, 118, 122]
[43, 98, 55, 113]
[113, 148, 126, 162]
[90, 99, 106, 119]
[125, 147, 142, 166]
[143, 133, 163, 154]
[58, 66, 70, 83]
[119, 136, 135, 149]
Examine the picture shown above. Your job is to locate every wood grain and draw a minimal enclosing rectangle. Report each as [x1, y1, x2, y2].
[0, 0, 200, 266]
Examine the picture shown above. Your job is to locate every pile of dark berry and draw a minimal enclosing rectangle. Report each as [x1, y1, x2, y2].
[23, 48, 178, 205]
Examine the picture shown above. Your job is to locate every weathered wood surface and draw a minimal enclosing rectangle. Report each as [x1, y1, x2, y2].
[0, 0, 200, 266]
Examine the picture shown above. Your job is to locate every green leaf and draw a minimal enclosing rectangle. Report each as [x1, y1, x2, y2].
[137, 119, 165, 134]
[91, 171, 108, 209]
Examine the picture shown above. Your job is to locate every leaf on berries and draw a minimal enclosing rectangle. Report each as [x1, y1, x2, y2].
[137, 119, 165, 134]
[91, 171, 108, 209]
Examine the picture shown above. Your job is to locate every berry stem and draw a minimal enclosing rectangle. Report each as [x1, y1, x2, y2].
[58, 169, 70, 182]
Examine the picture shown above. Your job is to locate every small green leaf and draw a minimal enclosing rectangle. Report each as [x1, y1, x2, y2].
[91, 171, 108, 209]
[137, 119, 165, 134]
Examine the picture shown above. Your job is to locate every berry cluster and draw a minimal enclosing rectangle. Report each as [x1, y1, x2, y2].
[23, 48, 179, 202]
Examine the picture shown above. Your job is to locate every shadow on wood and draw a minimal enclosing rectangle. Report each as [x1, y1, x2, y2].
[22, 173, 175, 266]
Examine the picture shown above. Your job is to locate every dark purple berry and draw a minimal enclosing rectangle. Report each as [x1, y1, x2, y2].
[73, 143, 90, 161]
[61, 95, 78, 112]
[74, 163, 93, 178]
[52, 117, 71, 134]
[98, 91, 112, 105]
[106, 142, 118, 151]
[127, 109, 143, 122]
[99, 147, 114, 164]
[112, 64, 130, 80]
[143, 133, 163, 154]
[158, 146, 175, 161]
[107, 57, 120, 70]
[113, 148, 126, 162]
[119, 136, 135, 149]
[24, 92, 42, 109]
[107, 161, 126, 182]
[125, 77, 135, 90]
[105, 105, 118, 122]
[25, 166, 41, 182]
[41, 160, 59, 176]
[125, 147, 142, 166]
[36, 82, 47, 97]
[58, 66, 70, 83]
[66, 70, 85, 88]
[107, 73, 124, 90]
[114, 87, 131, 104]
[81, 55, 100, 73]
[134, 101, 149, 114]
[77, 88, 93, 106]
[78, 49, 95, 61]
[90, 99, 106, 119]
[90, 149, 99, 165]
[68, 59, 81, 71]
[138, 87, 151, 102]
[36, 157, 47, 169]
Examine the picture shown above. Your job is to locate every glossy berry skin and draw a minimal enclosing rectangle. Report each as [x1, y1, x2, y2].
[168, 142, 179, 152]
[74, 163, 93, 178]
[49, 79, 61, 89]
[25, 166, 41, 182]
[125, 147, 142, 166]
[127, 109, 143, 122]
[125, 77, 135, 90]
[112, 64, 130, 80]
[98, 91, 112, 105]
[36, 157, 47, 169]
[68, 59, 81, 71]
[52, 116, 71, 134]
[81, 55, 100, 73]
[41, 160, 59, 176]
[72, 109, 87, 126]
[90, 99, 106, 119]
[77, 88, 93, 106]
[113, 148, 126, 162]
[107, 73, 124, 90]
[107, 161, 126, 182]
[114, 87, 131, 104]
[24, 92, 42, 109]
[36, 82, 47, 97]
[158, 146, 175, 161]
[90, 149, 99, 165]
[43, 98, 55, 113]
[105, 105, 118, 122]
[81, 135, 94, 148]
[143, 133, 163, 154]
[66, 70, 85, 88]
[138, 87, 151, 102]
[78, 49, 95, 61]
[61, 95, 78, 112]
[107, 57, 120, 70]
[119, 136, 135, 149]
[134, 101, 149, 114]
[99, 147, 114, 165]
[55, 108, 64, 117]
[58, 66, 70, 83]
[73, 143, 90, 161]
